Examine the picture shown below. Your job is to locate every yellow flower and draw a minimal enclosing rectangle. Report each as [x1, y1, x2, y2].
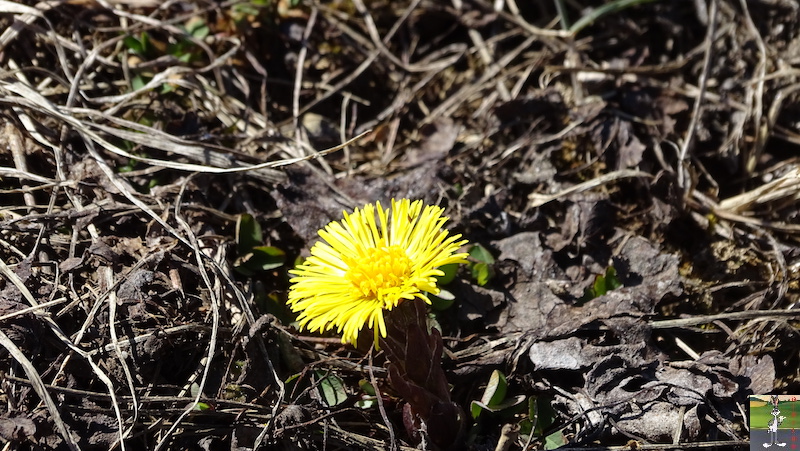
[287, 199, 468, 346]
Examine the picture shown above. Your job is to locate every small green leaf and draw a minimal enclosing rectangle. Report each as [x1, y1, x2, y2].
[185, 17, 209, 39]
[582, 266, 622, 302]
[117, 158, 137, 173]
[470, 395, 526, 416]
[315, 371, 347, 407]
[435, 263, 460, 285]
[233, 246, 285, 275]
[358, 380, 376, 396]
[471, 369, 509, 419]
[532, 395, 557, 436]
[544, 430, 566, 449]
[233, 259, 256, 276]
[194, 25, 210, 39]
[356, 399, 376, 409]
[605, 266, 622, 290]
[528, 395, 536, 418]
[470, 399, 485, 418]
[233, 250, 278, 275]
[483, 370, 508, 406]
[468, 244, 495, 264]
[471, 262, 493, 286]
[592, 273, 608, 297]
[246, 246, 286, 270]
[232, 2, 261, 19]
[194, 402, 212, 411]
[517, 397, 537, 438]
[356, 380, 377, 409]
[123, 33, 148, 55]
[254, 245, 285, 257]
[176, 52, 193, 64]
[131, 74, 147, 91]
[429, 289, 455, 311]
[147, 176, 161, 190]
[468, 244, 495, 286]
[236, 213, 263, 253]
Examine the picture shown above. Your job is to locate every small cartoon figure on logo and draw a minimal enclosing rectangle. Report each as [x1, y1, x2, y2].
[764, 395, 787, 448]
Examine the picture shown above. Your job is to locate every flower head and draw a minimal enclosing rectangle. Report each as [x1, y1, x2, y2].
[287, 199, 468, 346]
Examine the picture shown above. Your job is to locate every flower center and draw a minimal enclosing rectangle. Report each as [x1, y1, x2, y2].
[346, 245, 413, 300]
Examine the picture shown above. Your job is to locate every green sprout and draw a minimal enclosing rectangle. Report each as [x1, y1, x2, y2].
[234, 213, 286, 276]
[582, 265, 622, 302]
[468, 244, 495, 287]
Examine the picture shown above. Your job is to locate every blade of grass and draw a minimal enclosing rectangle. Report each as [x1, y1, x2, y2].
[569, 0, 660, 35]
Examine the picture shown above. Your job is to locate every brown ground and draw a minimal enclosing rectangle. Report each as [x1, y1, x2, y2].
[0, 0, 798, 449]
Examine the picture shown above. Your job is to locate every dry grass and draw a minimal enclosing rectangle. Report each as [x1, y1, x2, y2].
[0, 0, 798, 449]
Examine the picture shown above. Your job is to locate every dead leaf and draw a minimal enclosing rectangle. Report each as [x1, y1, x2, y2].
[0, 416, 36, 442]
[493, 232, 570, 335]
[455, 281, 505, 324]
[401, 117, 459, 167]
[615, 120, 646, 169]
[729, 354, 775, 394]
[612, 235, 683, 300]
[274, 164, 455, 246]
[544, 197, 612, 254]
[117, 270, 155, 302]
[528, 337, 584, 371]
[59, 256, 83, 273]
